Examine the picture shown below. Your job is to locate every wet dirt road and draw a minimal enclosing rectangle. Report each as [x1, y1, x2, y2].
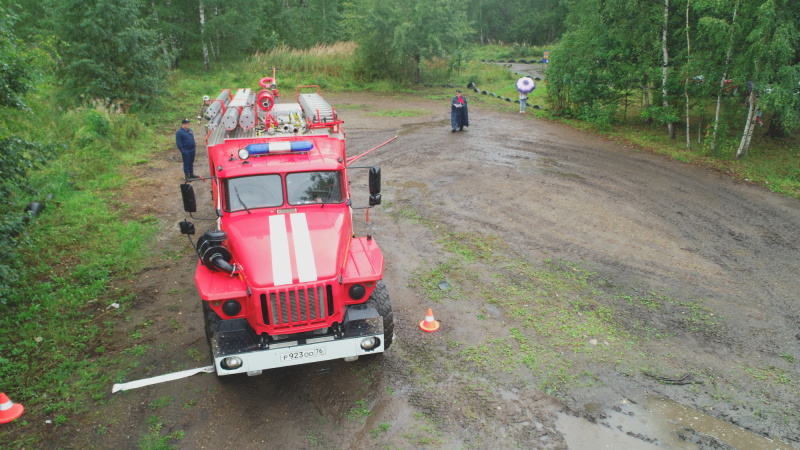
[54, 87, 800, 449]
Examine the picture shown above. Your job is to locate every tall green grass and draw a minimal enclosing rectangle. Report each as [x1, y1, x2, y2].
[247, 42, 365, 90]
[469, 42, 549, 61]
[0, 95, 160, 438]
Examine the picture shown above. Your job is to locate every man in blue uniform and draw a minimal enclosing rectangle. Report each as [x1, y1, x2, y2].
[450, 90, 469, 132]
[176, 119, 199, 181]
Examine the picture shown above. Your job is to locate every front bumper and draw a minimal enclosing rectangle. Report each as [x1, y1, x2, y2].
[211, 306, 385, 375]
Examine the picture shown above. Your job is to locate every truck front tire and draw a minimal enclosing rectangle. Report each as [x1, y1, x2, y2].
[202, 302, 240, 381]
[366, 281, 394, 350]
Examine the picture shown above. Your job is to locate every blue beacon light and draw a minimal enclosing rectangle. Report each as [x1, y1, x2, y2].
[239, 141, 314, 159]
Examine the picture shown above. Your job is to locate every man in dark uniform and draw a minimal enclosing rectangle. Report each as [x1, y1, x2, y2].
[176, 119, 199, 181]
[450, 90, 469, 132]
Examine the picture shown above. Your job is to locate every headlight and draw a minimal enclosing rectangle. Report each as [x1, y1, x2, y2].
[238, 148, 250, 160]
[222, 356, 243, 369]
[349, 284, 366, 300]
[360, 337, 377, 350]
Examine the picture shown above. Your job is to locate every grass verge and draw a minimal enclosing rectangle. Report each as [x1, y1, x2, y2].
[0, 94, 162, 444]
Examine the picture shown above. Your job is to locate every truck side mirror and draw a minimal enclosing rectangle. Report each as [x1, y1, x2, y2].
[181, 183, 197, 213]
[369, 193, 382, 207]
[179, 220, 196, 235]
[369, 167, 381, 195]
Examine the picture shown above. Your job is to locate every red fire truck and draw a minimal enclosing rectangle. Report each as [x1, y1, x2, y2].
[179, 78, 393, 377]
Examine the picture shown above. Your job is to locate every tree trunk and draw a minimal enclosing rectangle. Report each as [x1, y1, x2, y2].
[322, 0, 327, 42]
[711, 86, 724, 153]
[212, 7, 221, 62]
[684, 0, 691, 150]
[200, 2, 209, 71]
[698, 117, 702, 144]
[414, 54, 421, 84]
[479, 0, 484, 45]
[662, 0, 675, 140]
[171, 37, 179, 69]
[151, 3, 171, 66]
[711, 0, 739, 153]
[684, 88, 690, 147]
[736, 91, 756, 159]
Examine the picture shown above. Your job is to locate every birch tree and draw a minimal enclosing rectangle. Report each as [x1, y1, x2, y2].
[662, 0, 676, 140]
[706, 0, 739, 153]
[736, 0, 800, 158]
[200, 1, 209, 71]
[684, 0, 691, 150]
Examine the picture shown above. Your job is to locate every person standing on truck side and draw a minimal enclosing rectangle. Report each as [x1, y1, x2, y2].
[176, 119, 199, 181]
[451, 90, 469, 132]
[198, 95, 211, 121]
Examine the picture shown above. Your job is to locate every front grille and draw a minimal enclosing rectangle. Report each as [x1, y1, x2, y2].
[262, 285, 329, 327]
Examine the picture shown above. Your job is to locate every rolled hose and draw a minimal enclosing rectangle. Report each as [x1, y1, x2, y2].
[196, 230, 234, 273]
[257, 89, 275, 111]
[259, 77, 277, 89]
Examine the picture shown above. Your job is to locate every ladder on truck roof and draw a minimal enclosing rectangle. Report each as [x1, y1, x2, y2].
[296, 86, 342, 130]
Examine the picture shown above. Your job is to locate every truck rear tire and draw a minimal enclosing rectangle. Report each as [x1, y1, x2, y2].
[366, 281, 394, 350]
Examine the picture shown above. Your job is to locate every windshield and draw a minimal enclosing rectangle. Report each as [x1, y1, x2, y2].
[225, 174, 283, 211]
[286, 171, 343, 205]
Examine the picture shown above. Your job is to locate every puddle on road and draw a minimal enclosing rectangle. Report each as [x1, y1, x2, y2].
[475, 147, 583, 180]
[557, 396, 794, 449]
[399, 119, 449, 135]
[394, 180, 428, 191]
[350, 393, 419, 449]
[542, 169, 585, 180]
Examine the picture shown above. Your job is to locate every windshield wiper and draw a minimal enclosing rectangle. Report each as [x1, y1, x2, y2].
[234, 186, 251, 214]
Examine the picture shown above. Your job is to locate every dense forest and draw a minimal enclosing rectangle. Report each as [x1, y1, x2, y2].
[5, 0, 798, 131]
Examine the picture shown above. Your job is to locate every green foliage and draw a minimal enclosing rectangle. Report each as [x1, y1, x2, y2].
[0, 7, 31, 109]
[149, 396, 175, 411]
[0, 92, 158, 442]
[741, 0, 800, 133]
[47, 0, 171, 110]
[343, 0, 472, 83]
[462, 0, 567, 46]
[248, 42, 360, 86]
[545, 0, 800, 157]
[547, 0, 662, 122]
[0, 134, 55, 299]
[345, 398, 372, 419]
[0, 4, 57, 303]
[469, 43, 548, 61]
[139, 416, 185, 450]
[265, 0, 343, 49]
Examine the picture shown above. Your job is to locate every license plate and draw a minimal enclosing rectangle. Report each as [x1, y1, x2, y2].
[280, 347, 326, 362]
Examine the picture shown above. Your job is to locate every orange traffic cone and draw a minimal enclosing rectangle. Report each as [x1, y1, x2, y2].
[0, 393, 24, 424]
[419, 308, 440, 332]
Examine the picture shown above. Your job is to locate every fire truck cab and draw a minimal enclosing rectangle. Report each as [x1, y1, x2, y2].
[179, 82, 393, 377]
